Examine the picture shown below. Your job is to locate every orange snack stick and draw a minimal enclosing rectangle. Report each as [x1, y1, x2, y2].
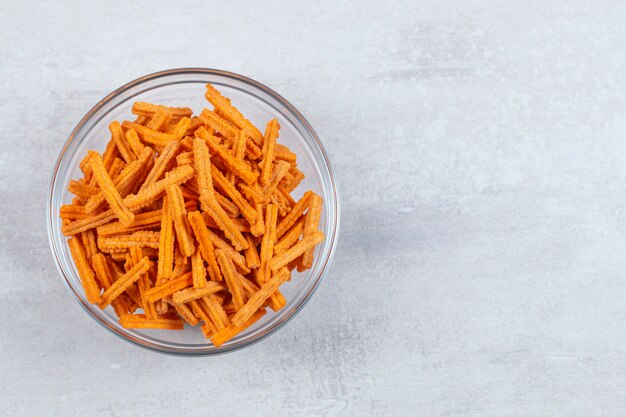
[79, 150, 97, 181]
[156, 195, 175, 283]
[202, 211, 248, 233]
[205, 84, 263, 145]
[68, 180, 99, 199]
[211, 309, 266, 347]
[97, 231, 160, 253]
[99, 256, 151, 309]
[216, 249, 244, 310]
[260, 119, 279, 186]
[122, 117, 191, 146]
[210, 165, 256, 225]
[277, 184, 296, 207]
[271, 190, 290, 217]
[146, 109, 172, 131]
[90, 153, 135, 226]
[239, 183, 265, 206]
[176, 151, 194, 166]
[214, 193, 240, 218]
[124, 128, 145, 158]
[107, 157, 126, 181]
[119, 314, 184, 330]
[109, 121, 136, 163]
[269, 231, 324, 272]
[274, 143, 297, 164]
[60, 204, 87, 220]
[174, 302, 200, 326]
[123, 164, 194, 211]
[249, 203, 265, 237]
[102, 138, 119, 172]
[199, 108, 239, 141]
[132, 102, 192, 120]
[171, 282, 225, 305]
[201, 295, 230, 330]
[243, 234, 261, 269]
[68, 236, 101, 304]
[141, 140, 180, 189]
[275, 191, 313, 239]
[258, 204, 278, 284]
[196, 127, 258, 185]
[192, 137, 215, 209]
[274, 216, 305, 255]
[232, 268, 290, 327]
[166, 183, 195, 257]
[227, 130, 247, 183]
[201, 192, 248, 251]
[300, 193, 323, 270]
[62, 209, 117, 236]
[191, 248, 208, 289]
[97, 208, 163, 237]
[190, 300, 218, 333]
[187, 211, 222, 282]
[80, 229, 98, 261]
[91, 254, 129, 316]
[143, 272, 192, 303]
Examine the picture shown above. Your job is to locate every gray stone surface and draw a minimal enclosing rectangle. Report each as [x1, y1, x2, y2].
[2, 1, 626, 416]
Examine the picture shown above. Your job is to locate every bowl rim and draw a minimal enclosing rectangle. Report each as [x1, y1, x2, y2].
[46, 67, 340, 356]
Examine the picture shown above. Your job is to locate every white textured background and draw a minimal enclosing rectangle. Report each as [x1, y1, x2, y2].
[2, 1, 626, 416]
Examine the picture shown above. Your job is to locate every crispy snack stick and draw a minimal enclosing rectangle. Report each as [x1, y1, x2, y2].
[232, 268, 290, 327]
[68, 180, 99, 199]
[263, 161, 291, 202]
[166, 183, 195, 257]
[99, 256, 151, 309]
[190, 300, 218, 333]
[300, 193, 323, 270]
[202, 211, 249, 233]
[123, 164, 194, 211]
[124, 128, 145, 158]
[191, 248, 208, 289]
[270, 232, 324, 272]
[79, 150, 97, 181]
[108, 157, 126, 181]
[243, 234, 261, 269]
[129, 246, 151, 303]
[156, 195, 174, 283]
[239, 182, 265, 206]
[68, 236, 101, 304]
[171, 283, 225, 305]
[205, 84, 263, 145]
[91, 254, 129, 316]
[143, 272, 192, 303]
[258, 204, 278, 284]
[214, 192, 240, 217]
[98, 231, 160, 253]
[62, 209, 116, 236]
[96, 207, 168, 237]
[271, 190, 290, 217]
[201, 295, 230, 330]
[188, 211, 222, 282]
[277, 184, 296, 207]
[199, 108, 239, 141]
[122, 117, 191, 146]
[176, 151, 194, 166]
[211, 309, 266, 346]
[192, 137, 214, 209]
[274, 216, 305, 255]
[215, 250, 244, 310]
[119, 314, 184, 330]
[210, 165, 256, 225]
[196, 127, 258, 185]
[274, 143, 297, 163]
[260, 119, 279, 186]
[80, 229, 98, 261]
[146, 109, 172, 131]
[275, 191, 313, 239]
[110, 121, 137, 163]
[90, 153, 135, 226]
[141, 140, 180, 189]
[227, 130, 247, 183]
[173, 302, 200, 326]
[60, 204, 87, 220]
[102, 138, 119, 172]
[201, 193, 248, 251]
[132, 102, 192, 120]
[249, 203, 265, 237]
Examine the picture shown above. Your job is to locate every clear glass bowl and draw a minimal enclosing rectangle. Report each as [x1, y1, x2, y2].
[47, 68, 340, 355]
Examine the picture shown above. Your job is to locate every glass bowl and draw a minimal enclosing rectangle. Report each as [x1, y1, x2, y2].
[47, 68, 339, 355]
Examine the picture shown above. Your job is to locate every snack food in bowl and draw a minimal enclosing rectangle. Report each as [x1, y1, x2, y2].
[47, 69, 339, 354]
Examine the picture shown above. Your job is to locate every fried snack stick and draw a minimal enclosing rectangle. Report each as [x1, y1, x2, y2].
[62, 209, 117, 236]
[211, 309, 266, 346]
[275, 191, 313, 239]
[122, 117, 190, 147]
[91, 254, 129, 316]
[176, 151, 194, 166]
[202, 211, 249, 233]
[119, 314, 184, 330]
[132, 102, 192, 120]
[260, 119, 279, 186]
[227, 130, 247, 183]
[146, 109, 172, 131]
[215, 250, 244, 310]
[300, 193, 323, 270]
[79, 150, 97, 182]
[239, 183, 265, 206]
[157, 195, 175, 283]
[243, 234, 261, 269]
[274, 217, 305, 255]
[258, 204, 278, 284]
[263, 161, 291, 202]
[97, 205, 187, 237]
[199, 109, 262, 160]
[166, 183, 195, 257]
[205, 84, 263, 145]
[143, 272, 192, 303]
[108, 157, 126, 181]
[109, 121, 136, 163]
[128, 246, 155, 318]
[270, 232, 324, 272]
[210, 165, 256, 225]
[123, 164, 194, 211]
[201, 295, 230, 330]
[99, 256, 151, 309]
[191, 248, 208, 289]
[102, 138, 119, 172]
[196, 127, 258, 185]
[249, 203, 265, 237]
[274, 144, 297, 164]
[271, 189, 291, 217]
[173, 302, 200, 326]
[68, 180, 99, 199]
[190, 300, 218, 333]
[231, 268, 290, 327]
[171, 283, 225, 305]
[60, 204, 87, 220]
[192, 137, 215, 211]
[187, 211, 222, 282]
[90, 153, 135, 226]
[80, 229, 98, 261]
[141, 140, 180, 189]
[124, 129, 145, 158]
[68, 236, 101, 304]
[201, 194, 248, 251]
[98, 231, 160, 253]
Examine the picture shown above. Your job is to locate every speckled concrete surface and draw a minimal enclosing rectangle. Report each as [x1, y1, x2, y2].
[2, 1, 626, 416]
